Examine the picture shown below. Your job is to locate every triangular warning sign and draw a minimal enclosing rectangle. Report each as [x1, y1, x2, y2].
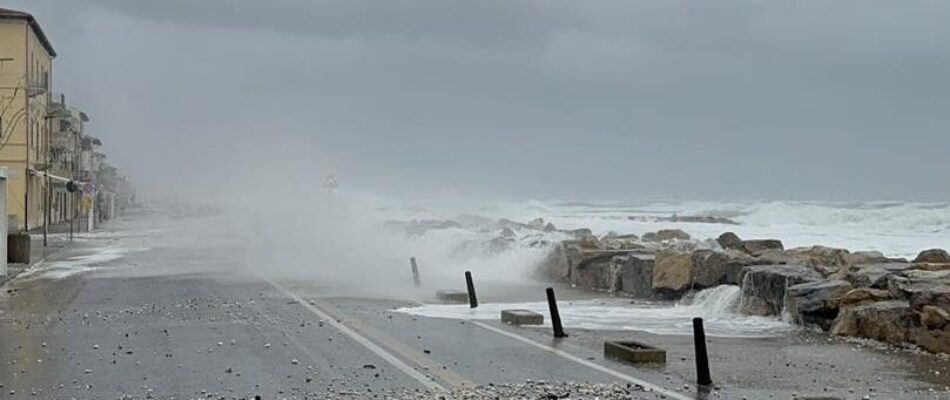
[323, 174, 338, 189]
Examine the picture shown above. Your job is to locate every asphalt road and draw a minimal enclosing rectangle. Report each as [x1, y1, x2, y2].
[1, 212, 948, 399]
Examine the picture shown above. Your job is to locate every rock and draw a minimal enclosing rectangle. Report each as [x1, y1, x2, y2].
[694, 250, 761, 288]
[919, 305, 949, 330]
[788, 246, 851, 269]
[907, 284, 950, 313]
[576, 233, 601, 249]
[847, 251, 907, 265]
[613, 254, 655, 298]
[831, 300, 916, 346]
[837, 288, 893, 308]
[499, 227, 517, 238]
[543, 222, 557, 232]
[601, 237, 643, 251]
[538, 244, 573, 281]
[527, 218, 545, 230]
[912, 263, 950, 272]
[569, 251, 625, 291]
[569, 228, 594, 238]
[739, 264, 822, 316]
[651, 251, 694, 297]
[885, 274, 950, 306]
[736, 239, 785, 255]
[655, 229, 690, 241]
[913, 249, 950, 264]
[909, 329, 950, 354]
[786, 280, 853, 330]
[755, 246, 853, 276]
[716, 232, 742, 250]
[537, 240, 607, 281]
[840, 263, 914, 289]
[651, 250, 760, 298]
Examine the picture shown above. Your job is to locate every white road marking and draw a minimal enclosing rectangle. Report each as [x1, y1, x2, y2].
[265, 279, 446, 392]
[471, 320, 694, 400]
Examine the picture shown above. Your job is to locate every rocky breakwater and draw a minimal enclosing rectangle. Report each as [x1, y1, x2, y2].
[537, 229, 950, 354]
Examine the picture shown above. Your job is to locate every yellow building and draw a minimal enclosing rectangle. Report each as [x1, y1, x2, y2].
[0, 8, 55, 231]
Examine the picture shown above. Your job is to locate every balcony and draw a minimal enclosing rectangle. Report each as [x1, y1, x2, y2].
[50, 133, 69, 150]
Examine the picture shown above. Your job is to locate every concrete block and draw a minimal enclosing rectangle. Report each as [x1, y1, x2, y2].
[501, 309, 544, 325]
[604, 340, 666, 364]
[435, 290, 469, 303]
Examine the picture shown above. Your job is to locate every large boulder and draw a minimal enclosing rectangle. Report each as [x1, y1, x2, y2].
[837, 288, 894, 308]
[910, 329, 950, 354]
[789, 246, 851, 270]
[847, 251, 905, 265]
[540, 239, 655, 293]
[736, 239, 785, 255]
[831, 300, 917, 346]
[739, 264, 822, 316]
[651, 249, 758, 298]
[907, 284, 950, 313]
[786, 280, 853, 330]
[913, 249, 950, 264]
[613, 254, 655, 298]
[643, 229, 691, 242]
[691, 250, 760, 288]
[652, 251, 694, 297]
[538, 240, 601, 281]
[756, 246, 853, 276]
[838, 263, 915, 289]
[569, 228, 594, 238]
[887, 272, 950, 303]
[570, 251, 623, 291]
[912, 263, 950, 272]
[919, 305, 949, 330]
[601, 237, 644, 251]
[831, 298, 950, 354]
[716, 232, 742, 250]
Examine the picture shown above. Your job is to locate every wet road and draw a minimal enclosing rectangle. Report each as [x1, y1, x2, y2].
[1, 213, 948, 399]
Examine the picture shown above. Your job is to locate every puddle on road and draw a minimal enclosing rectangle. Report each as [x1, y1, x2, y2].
[394, 285, 796, 338]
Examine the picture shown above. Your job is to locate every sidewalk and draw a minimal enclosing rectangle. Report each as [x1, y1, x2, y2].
[0, 224, 92, 288]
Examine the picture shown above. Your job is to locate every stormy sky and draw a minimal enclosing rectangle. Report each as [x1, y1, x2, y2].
[9, 0, 950, 202]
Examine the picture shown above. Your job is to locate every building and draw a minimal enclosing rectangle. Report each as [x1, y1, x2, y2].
[0, 7, 56, 231]
[47, 93, 86, 224]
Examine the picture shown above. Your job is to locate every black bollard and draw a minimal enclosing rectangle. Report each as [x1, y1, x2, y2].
[546, 287, 568, 338]
[410, 257, 421, 288]
[465, 271, 478, 308]
[692, 317, 712, 386]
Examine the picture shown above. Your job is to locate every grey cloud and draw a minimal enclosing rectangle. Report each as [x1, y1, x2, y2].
[8, 0, 950, 201]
